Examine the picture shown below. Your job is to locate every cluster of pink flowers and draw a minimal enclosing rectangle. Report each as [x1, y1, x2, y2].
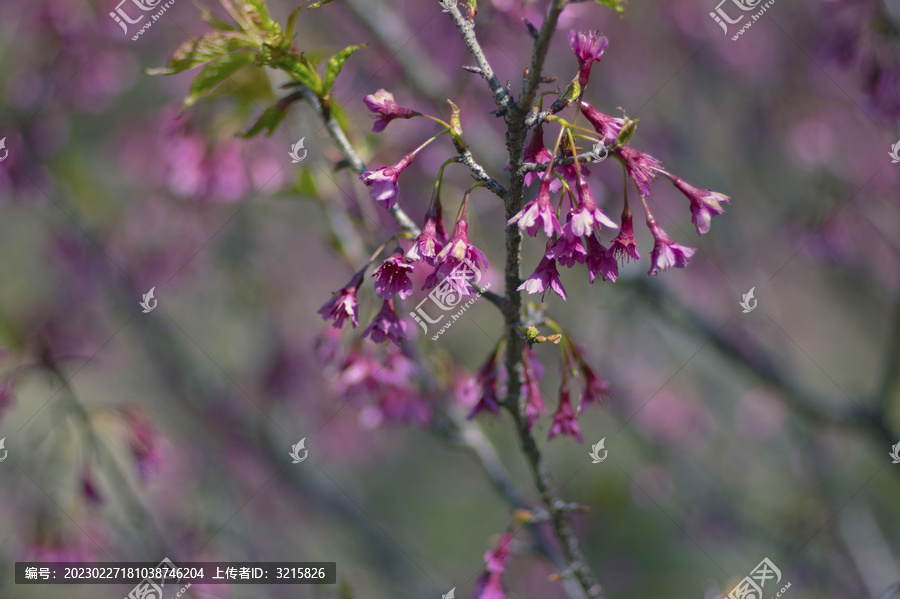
[512, 31, 731, 299]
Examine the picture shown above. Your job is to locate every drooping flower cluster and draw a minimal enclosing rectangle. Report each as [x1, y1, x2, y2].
[473, 533, 513, 599]
[512, 31, 731, 298]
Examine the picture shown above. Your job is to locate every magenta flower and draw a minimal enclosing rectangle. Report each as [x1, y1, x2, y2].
[431, 203, 489, 294]
[363, 89, 417, 132]
[578, 361, 611, 409]
[360, 149, 421, 210]
[568, 175, 618, 237]
[523, 126, 563, 192]
[546, 224, 588, 267]
[609, 210, 640, 264]
[361, 299, 408, 346]
[81, 466, 103, 505]
[568, 30, 609, 86]
[474, 532, 513, 599]
[467, 351, 502, 419]
[474, 572, 506, 599]
[406, 196, 448, 265]
[647, 216, 696, 275]
[508, 176, 562, 237]
[666, 174, 731, 236]
[549, 379, 583, 442]
[619, 146, 663, 198]
[523, 349, 546, 430]
[318, 269, 366, 329]
[580, 101, 624, 142]
[372, 248, 414, 299]
[586, 235, 618, 284]
[518, 243, 568, 300]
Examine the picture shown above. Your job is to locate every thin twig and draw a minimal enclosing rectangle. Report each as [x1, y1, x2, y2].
[444, 2, 511, 113]
[519, 0, 568, 117]
[455, 151, 509, 199]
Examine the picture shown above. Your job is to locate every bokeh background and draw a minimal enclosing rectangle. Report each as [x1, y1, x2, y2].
[1, 0, 900, 598]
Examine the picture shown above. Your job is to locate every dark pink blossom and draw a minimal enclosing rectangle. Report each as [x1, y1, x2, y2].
[361, 299, 407, 346]
[474, 572, 506, 599]
[546, 224, 588, 268]
[378, 387, 431, 425]
[518, 243, 568, 300]
[580, 101, 624, 142]
[81, 466, 102, 505]
[360, 149, 421, 210]
[666, 174, 731, 236]
[484, 533, 512, 572]
[406, 196, 448, 265]
[619, 146, 662, 198]
[549, 380, 583, 442]
[318, 269, 365, 329]
[523, 349, 546, 429]
[467, 351, 502, 419]
[430, 203, 489, 294]
[647, 216, 696, 275]
[586, 235, 618, 283]
[372, 248, 414, 299]
[568, 175, 618, 237]
[474, 532, 513, 599]
[523, 126, 562, 192]
[578, 360, 611, 409]
[123, 406, 163, 480]
[508, 176, 562, 237]
[363, 89, 417, 132]
[568, 30, 609, 86]
[609, 210, 640, 264]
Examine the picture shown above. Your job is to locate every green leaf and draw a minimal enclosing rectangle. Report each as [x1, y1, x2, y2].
[322, 44, 366, 96]
[281, 58, 321, 91]
[285, 4, 302, 40]
[183, 52, 256, 109]
[593, 0, 626, 16]
[194, 1, 239, 30]
[146, 32, 254, 75]
[240, 104, 287, 138]
[307, 0, 338, 8]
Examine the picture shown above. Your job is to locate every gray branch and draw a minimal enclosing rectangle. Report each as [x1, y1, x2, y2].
[445, 2, 511, 113]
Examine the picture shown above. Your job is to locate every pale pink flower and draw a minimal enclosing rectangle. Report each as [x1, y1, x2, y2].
[666, 174, 730, 236]
[508, 176, 562, 238]
[647, 217, 695, 275]
[364, 89, 417, 132]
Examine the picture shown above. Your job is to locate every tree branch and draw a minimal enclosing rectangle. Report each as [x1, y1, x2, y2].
[445, 2, 511, 113]
[519, 0, 568, 116]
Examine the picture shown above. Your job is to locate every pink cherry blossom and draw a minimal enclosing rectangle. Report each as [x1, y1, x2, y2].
[647, 217, 696, 275]
[361, 299, 408, 346]
[363, 89, 417, 132]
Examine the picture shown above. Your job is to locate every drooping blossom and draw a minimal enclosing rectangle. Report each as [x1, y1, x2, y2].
[372, 248, 414, 299]
[580, 101, 624, 142]
[522, 126, 562, 192]
[549, 379, 583, 442]
[378, 387, 431, 425]
[406, 195, 448, 265]
[523, 348, 546, 429]
[609, 209, 640, 264]
[577, 358, 611, 409]
[518, 242, 567, 300]
[361, 299, 407, 346]
[360, 147, 423, 210]
[666, 174, 731, 236]
[568, 30, 609, 87]
[122, 406, 163, 480]
[467, 350, 502, 419]
[567, 174, 618, 237]
[318, 268, 366, 329]
[430, 201, 489, 294]
[546, 225, 588, 268]
[507, 176, 562, 238]
[646, 216, 696, 275]
[474, 533, 513, 599]
[585, 235, 618, 283]
[619, 146, 662, 198]
[363, 89, 417, 132]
